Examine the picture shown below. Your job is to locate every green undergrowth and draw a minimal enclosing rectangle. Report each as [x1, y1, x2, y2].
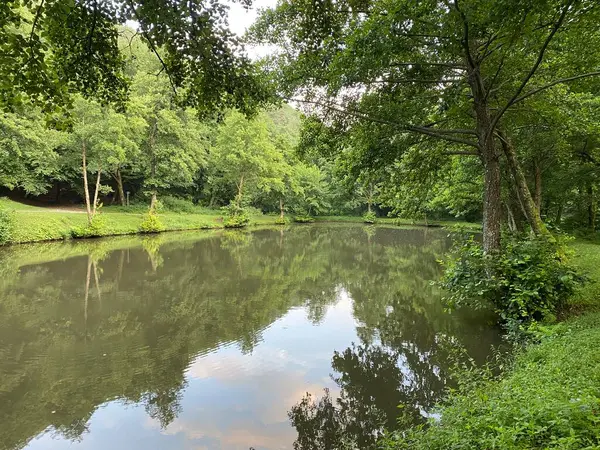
[384, 312, 600, 450]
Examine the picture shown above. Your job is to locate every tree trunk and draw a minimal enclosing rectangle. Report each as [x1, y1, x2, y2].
[279, 198, 285, 219]
[498, 131, 545, 235]
[237, 174, 245, 209]
[92, 167, 102, 217]
[116, 168, 125, 206]
[150, 191, 158, 213]
[506, 203, 518, 233]
[82, 142, 93, 225]
[534, 161, 542, 213]
[472, 93, 502, 253]
[588, 184, 596, 231]
[469, 63, 502, 253]
[555, 202, 564, 225]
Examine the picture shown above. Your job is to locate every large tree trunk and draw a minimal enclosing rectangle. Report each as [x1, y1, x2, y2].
[115, 168, 125, 206]
[482, 152, 502, 252]
[279, 198, 285, 219]
[498, 131, 545, 235]
[534, 161, 542, 213]
[82, 142, 93, 225]
[472, 92, 502, 253]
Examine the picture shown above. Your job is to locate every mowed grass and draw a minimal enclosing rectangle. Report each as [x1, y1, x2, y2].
[0, 198, 276, 244]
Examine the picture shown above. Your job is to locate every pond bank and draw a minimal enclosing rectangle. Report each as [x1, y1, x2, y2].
[383, 239, 600, 450]
[0, 199, 479, 245]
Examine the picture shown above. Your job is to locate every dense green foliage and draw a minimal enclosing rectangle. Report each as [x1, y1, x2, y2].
[442, 234, 585, 325]
[383, 312, 600, 450]
[1, 0, 269, 118]
[252, 0, 600, 251]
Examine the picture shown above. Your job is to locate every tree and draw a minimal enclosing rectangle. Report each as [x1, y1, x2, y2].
[127, 38, 210, 212]
[0, 108, 65, 195]
[207, 111, 285, 210]
[65, 97, 144, 224]
[1, 0, 270, 119]
[251, 0, 600, 251]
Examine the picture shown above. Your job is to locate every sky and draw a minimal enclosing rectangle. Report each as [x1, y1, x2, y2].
[228, 0, 278, 59]
[228, 0, 278, 36]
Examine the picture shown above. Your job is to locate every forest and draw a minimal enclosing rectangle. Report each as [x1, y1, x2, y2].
[1, 0, 600, 449]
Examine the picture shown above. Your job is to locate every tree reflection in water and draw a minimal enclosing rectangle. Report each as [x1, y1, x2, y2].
[0, 225, 497, 450]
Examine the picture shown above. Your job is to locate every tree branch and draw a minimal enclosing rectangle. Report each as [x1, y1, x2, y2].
[511, 71, 600, 105]
[28, 0, 45, 61]
[288, 97, 480, 149]
[125, 0, 177, 95]
[489, 0, 574, 132]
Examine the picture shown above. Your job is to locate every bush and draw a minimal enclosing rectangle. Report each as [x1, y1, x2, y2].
[0, 206, 14, 244]
[382, 313, 600, 450]
[294, 215, 315, 223]
[222, 202, 250, 228]
[275, 216, 287, 225]
[441, 232, 586, 325]
[160, 196, 196, 213]
[71, 215, 107, 238]
[139, 212, 165, 233]
[363, 211, 377, 224]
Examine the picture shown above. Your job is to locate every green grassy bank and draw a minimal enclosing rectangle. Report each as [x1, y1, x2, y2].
[0, 198, 480, 245]
[384, 239, 600, 450]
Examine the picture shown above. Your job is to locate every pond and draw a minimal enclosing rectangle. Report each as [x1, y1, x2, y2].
[0, 225, 500, 450]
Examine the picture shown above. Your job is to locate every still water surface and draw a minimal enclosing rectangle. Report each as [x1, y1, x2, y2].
[0, 225, 498, 450]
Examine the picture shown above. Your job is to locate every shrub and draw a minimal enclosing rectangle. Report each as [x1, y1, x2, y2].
[0, 206, 14, 244]
[71, 215, 107, 238]
[222, 202, 250, 228]
[160, 196, 196, 213]
[294, 215, 315, 223]
[139, 212, 165, 233]
[363, 211, 377, 224]
[441, 232, 586, 325]
[275, 216, 287, 225]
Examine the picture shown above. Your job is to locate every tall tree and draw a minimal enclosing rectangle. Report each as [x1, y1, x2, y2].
[251, 0, 600, 251]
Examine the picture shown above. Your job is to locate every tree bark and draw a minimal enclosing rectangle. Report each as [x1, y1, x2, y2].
[92, 167, 102, 217]
[555, 202, 564, 225]
[588, 184, 596, 231]
[82, 141, 93, 225]
[498, 131, 545, 235]
[279, 198, 285, 219]
[534, 161, 542, 213]
[115, 168, 125, 206]
[472, 90, 502, 252]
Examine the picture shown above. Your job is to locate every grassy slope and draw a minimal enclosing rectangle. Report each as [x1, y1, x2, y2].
[385, 239, 600, 450]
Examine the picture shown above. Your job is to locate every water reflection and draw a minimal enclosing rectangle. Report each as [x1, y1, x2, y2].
[0, 225, 498, 450]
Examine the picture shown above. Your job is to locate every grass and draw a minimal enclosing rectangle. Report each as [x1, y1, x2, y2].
[0, 198, 279, 243]
[0, 198, 483, 245]
[384, 238, 600, 450]
[384, 311, 600, 450]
